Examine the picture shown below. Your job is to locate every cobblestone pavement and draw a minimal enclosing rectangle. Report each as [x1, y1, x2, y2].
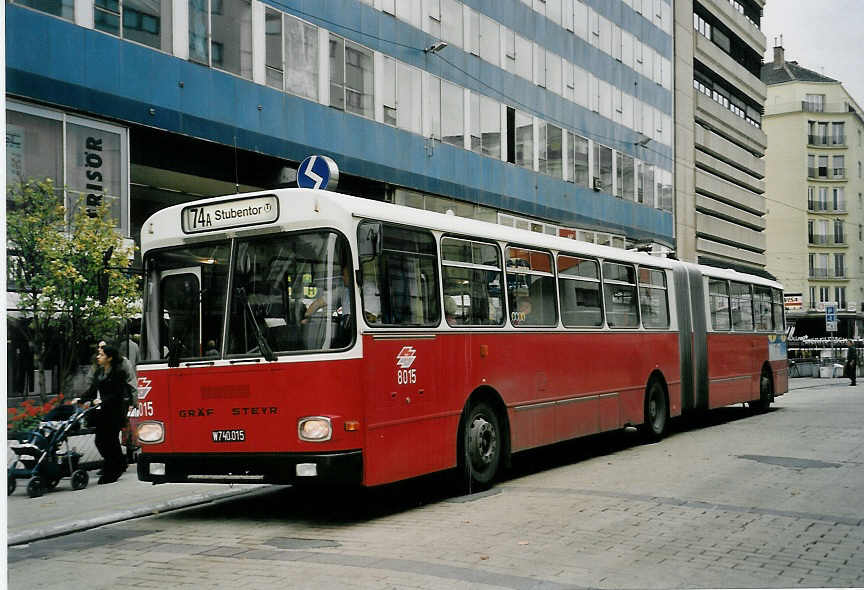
[9, 381, 864, 589]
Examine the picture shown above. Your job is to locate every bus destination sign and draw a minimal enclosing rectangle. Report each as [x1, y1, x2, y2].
[182, 195, 279, 234]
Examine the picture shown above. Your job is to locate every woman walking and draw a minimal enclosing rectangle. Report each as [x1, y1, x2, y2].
[78, 343, 137, 484]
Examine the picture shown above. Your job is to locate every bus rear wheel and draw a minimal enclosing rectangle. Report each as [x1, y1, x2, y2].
[639, 380, 668, 442]
[461, 401, 501, 491]
[749, 368, 773, 412]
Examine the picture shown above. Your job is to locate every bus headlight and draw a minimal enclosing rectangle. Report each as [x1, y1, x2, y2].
[298, 417, 332, 442]
[137, 421, 165, 444]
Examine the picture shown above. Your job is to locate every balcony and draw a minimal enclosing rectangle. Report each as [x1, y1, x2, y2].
[807, 168, 847, 181]
[808, 235, 829, 245]
[809, 268, 829, 279]
[764, 101, 864, 126]
[807, 135, 845, 147]
[808, 202, 846, 213]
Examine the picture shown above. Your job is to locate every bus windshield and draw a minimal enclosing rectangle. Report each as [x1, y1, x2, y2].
[141, 231, 353, 362]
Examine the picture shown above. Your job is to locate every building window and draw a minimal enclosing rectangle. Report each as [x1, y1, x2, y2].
[6, 102, 130, 236]
[832, 188, 845, 212]
[834, 220, 845, 245]
[832, 122, 845, 145]
[396, 62, 422, 134]
[594, 143, 613, 193]
[833, 155, 845, 178]
[804, 94, 825, 112]
[478, 13, 500, 67]
[441, 0, 462, 48]
[14, 0, 73, 21]
[441, 80, 464, 147]
[266, 11, 318, 101]
[810, 253, 829, 278]
[835, 254, 846, 278]
[835, 286, 846, 309]
[189, 0, 252, 78]
[93, 0, 172, 51]
[569, 132, 589, 187]
[469, 93, 501, 158]
[818, 155, 828, 178]
[539, 122, 563, 178]
[513, 109, 533, 170]
[330, 35, 374, 118]
[620, 153, 635, 201]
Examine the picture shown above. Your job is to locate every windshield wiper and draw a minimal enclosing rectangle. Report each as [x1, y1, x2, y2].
[236, 287, 277, 362]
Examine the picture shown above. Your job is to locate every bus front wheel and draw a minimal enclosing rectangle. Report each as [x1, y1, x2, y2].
[461, 401, 501, 491]
[639, 380, 668, 442]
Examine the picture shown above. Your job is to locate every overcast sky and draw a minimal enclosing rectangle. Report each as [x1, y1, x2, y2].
[761, 0, 864, 104]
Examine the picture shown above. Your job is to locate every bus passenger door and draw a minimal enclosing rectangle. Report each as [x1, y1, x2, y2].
[157, 267, 203, 358]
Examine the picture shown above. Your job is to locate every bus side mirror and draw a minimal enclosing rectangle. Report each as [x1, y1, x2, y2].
[358, 222, 382, 260]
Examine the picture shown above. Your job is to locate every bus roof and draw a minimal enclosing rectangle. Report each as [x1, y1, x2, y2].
[141, 188, 782, 290]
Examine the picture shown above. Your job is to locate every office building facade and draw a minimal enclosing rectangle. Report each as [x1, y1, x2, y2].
[6, 0, 674, 393]
[673, 0, 768, 273]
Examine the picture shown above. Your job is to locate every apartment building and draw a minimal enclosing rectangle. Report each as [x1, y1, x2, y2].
[674, 0, 768, 274]
[762, 46, 864, 338]
[6, 0, 675, 393]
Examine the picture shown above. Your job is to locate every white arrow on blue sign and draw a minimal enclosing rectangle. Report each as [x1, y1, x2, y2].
[297, 155, 340, 190]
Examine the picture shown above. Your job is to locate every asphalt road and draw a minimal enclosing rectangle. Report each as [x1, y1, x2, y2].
[8, 379, 864, 589]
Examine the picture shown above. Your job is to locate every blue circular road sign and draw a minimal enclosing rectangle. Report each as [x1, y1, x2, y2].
[297, 155, 340, 190]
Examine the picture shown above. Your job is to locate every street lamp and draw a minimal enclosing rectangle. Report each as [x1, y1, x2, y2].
[424, 41, 448, 54]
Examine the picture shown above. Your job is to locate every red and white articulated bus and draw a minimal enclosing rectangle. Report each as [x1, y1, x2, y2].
[135, 188, 788, 490]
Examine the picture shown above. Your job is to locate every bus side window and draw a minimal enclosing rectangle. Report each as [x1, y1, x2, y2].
[441, 237, 505, 326]
[754, 286, 773, 331]
[730, 282, 754, 331]
[771, 288, 784, 332]
[558, 255, 602, 328]
[505, 247, 557, 327]
[602, 262, 639, 328]
[638, 267, 669, 329]
[709, 279, 731, 331]
[358, 221, 440, 327]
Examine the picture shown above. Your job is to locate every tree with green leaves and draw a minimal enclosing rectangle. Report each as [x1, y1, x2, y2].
[7, 179, 140, 399]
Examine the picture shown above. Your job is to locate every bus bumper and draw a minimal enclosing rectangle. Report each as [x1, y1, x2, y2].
[137, 450, 363, 485]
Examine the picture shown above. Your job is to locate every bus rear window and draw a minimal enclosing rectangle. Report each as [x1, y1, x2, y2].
[359, 222, 440, 327]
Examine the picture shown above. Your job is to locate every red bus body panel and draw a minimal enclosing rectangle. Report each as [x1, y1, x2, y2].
[139, 329, 785, 487]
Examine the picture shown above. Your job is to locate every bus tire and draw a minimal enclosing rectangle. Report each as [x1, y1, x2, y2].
[460, 401, 502, 492]
[749, 366, 773, 412]
[639, 379, 668, 442]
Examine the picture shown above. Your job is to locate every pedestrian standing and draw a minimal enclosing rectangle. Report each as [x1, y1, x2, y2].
[845, 340, 857, 386]
[78, 343, 137, 484]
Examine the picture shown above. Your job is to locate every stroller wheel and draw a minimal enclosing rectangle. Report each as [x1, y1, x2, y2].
[27, 477, 44, 499]
[71, 469, 89, 491]
[8, 474, 16, 496]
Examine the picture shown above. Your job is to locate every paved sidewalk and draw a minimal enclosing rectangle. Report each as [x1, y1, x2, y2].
[788, 375, 854, 390]
[7, 468, 270, 545]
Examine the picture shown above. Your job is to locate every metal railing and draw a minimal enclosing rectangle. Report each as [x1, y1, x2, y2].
[808, 134, 845, 146]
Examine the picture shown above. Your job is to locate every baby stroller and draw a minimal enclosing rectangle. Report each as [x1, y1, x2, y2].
[8, 404, 101, 498]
